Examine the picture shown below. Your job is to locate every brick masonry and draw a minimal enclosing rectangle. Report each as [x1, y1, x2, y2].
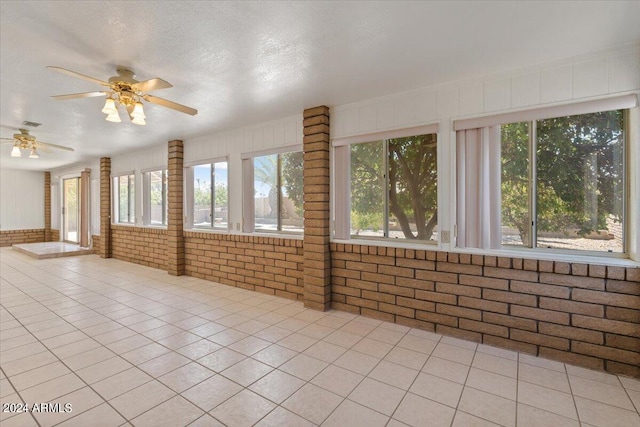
[167, 140, 185, 276]
[44, 171, 52, 242]
[92, 234, 101, 253]
[100, 157, 112, 258]
[184, 232, 304, 300]
[111, 226, 167, 270]
[303, 106, 331, 311]
[68, 112, 639, 378]
[51, 229, 60, 242]
[0, 229, 45, 247]
[331, 243, 640, 377]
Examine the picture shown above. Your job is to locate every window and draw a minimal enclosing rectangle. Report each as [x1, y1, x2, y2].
[188, 160, 228, 229]
[143, 169, 168, 226]
[501, 110, 625, 253]
[244, 150, 303, 233]
[113, 173, 135, 224]
[349, 133, 438, 241]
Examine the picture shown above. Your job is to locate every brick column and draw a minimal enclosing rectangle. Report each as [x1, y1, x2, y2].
[303, 106, 332, 311]
[167, 140, 185, 276]
[100, 157, 112, 258]
[44, 171, 52, 242]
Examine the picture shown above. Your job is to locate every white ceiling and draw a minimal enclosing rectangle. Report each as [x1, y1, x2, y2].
[1, 1, 639, 171]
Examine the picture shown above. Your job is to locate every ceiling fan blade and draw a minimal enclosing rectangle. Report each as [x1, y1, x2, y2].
[37, 141, 74, 151]
[1, 138, 16, 143]
[51, 91, 107, 100]
[132, 78, 173, 93]
[143, 95, 198, 116]
[47, 66, 109, 86]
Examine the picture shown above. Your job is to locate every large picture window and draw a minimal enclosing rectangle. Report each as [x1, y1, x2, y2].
[349, 133, 438, 241]
[143, 169, 168, 226]
[252, 151, 304, 233]
[113, 173, 135, 224]
[189, 160, 228, 229]
[501, 110, 625, 253]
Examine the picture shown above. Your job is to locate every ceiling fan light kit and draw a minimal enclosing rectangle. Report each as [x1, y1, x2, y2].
[48, 66, 197, 126]
[1, 128, 74, 159]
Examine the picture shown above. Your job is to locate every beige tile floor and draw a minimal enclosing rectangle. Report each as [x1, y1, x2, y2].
[1, 247, 638, 427]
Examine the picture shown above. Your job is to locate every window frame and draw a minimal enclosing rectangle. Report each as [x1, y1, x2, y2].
[241, 145, 304, 235]
[499, 111, 628, 257]
[112, 172, 135, 224]
[184, 157, 229, 231]
[142, 168, 168, 227]
[332, 124, 440, 243]
[453, 94, 638, 259]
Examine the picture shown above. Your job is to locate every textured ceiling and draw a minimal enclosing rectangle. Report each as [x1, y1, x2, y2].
[1, 1, 639, 171]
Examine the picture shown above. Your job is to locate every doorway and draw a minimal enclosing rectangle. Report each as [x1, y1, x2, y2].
[63, 177, 80, 243]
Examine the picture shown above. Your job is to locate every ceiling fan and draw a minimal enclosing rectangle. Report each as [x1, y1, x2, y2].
[48, 66, 198, 125]
[1, 128, 74, 159]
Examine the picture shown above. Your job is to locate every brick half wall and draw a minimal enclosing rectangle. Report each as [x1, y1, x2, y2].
[185, 231, 304, 300]
[111, 226, 167, 270]
[331, 243, 640, 377]
[0, 229, 46, 247]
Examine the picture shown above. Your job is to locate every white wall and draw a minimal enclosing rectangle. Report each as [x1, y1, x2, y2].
[0, 169, 44, 230]
[111, 145, 167, 227]
[59, 43, 639, 260]
[50, 160, 100, 234]
[330, 43, 640, 256]
[185, 115, 303, 232]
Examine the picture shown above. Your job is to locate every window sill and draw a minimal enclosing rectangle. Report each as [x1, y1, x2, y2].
[140, 224, 168, 230]
[245, 231, 304, 240]
[332, 238, 639, 267]
[453, 246, 639, 268]
[333, 238, 438, 251]
[186, 228, 230, 234]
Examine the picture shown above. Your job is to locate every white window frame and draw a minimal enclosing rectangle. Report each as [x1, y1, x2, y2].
[112, 172, 135, 224]
[184, 157, 229, 231]
[333, 124, 440, 242]
[241, 145, 304, 235]
[453, 94, 639, 259]
[142, 167, 168, 227]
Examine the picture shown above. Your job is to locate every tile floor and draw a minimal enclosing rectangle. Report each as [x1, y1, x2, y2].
[1, 247, 639, 427]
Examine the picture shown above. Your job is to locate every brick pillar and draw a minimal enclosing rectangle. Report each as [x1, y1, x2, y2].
[167, 140, 185, 275]
[100, 157, 112, 258]
[303, 106, 332, 311]
[44, 171, 52, 242]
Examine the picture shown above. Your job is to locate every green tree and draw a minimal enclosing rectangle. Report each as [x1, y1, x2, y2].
[388, 134, 438, 240]
[348, 136, 438, 240]
[501, 110, 624, 243]
[215, 182, 228, 208]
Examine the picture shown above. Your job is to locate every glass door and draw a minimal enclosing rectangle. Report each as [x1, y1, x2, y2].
[63, 177, 80, 243]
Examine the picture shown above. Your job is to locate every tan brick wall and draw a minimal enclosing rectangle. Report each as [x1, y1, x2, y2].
[331, 243, 640, 377]
[111, 226, 168, 270]
[0, 229, 46, 247]
[167, 140, 185, 276]
[185, 232, 304, 300]
[303, 106, 331, 311]
[44, 171, 52, 242]
[92, 234, 101, 253]
[51, 229, 60, 242]
[100, 157, 112, 258]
